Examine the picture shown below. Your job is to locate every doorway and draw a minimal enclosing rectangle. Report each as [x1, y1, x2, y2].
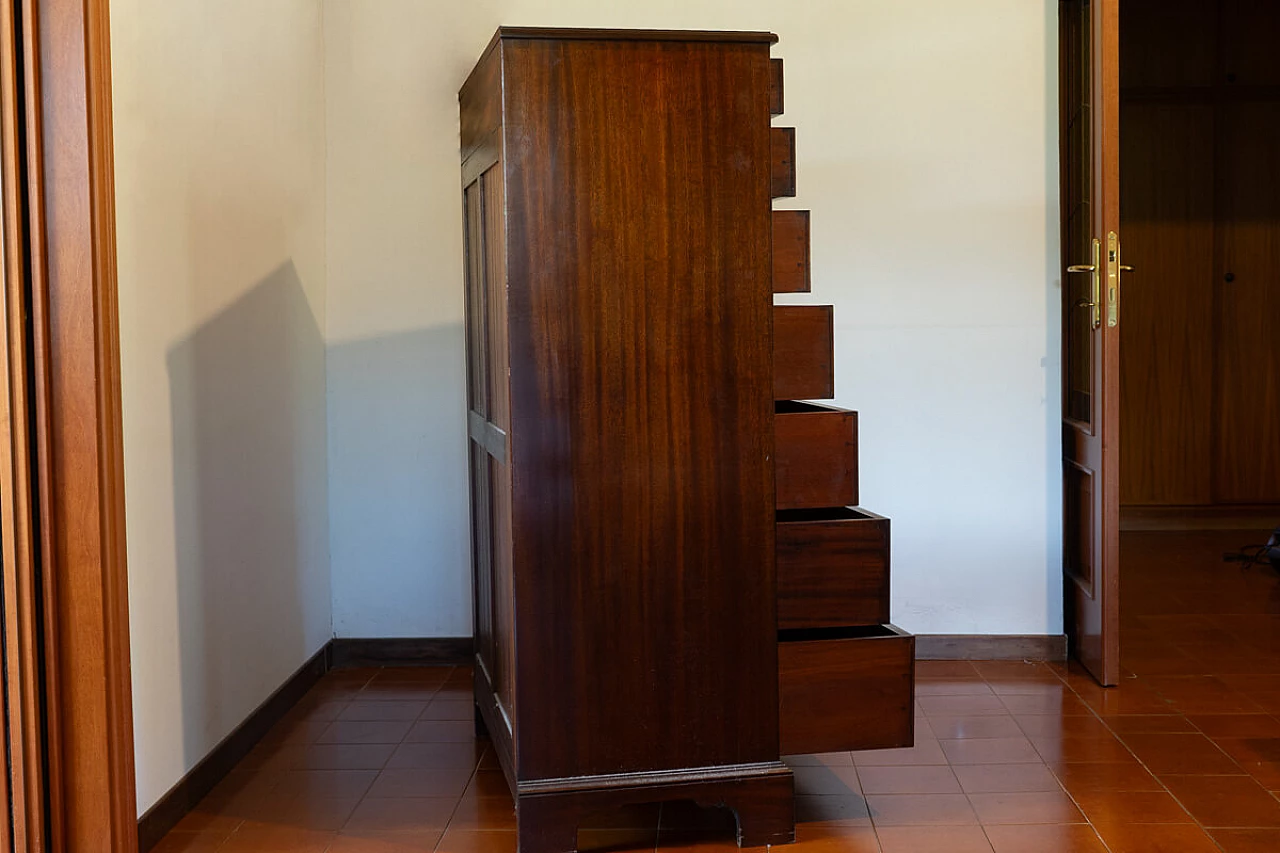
[1116, 0, 1280, 679]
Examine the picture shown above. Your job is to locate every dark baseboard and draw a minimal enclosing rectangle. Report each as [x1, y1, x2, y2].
[915, 634, 1068, 662]
[330, 636, 473, 668]
[137, 643, 330, 851]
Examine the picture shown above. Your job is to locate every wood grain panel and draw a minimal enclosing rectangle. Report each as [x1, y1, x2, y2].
[1119, 0, 1216, 90]
[1215, 101, 1280, 504]
[775, 402, 857, 510]
[778, 626, 914, 755]
[481, 165, 516, 723]
[770, 127, 795, 198]
[501, 36, 778, 781]
[30, 0, 138, 848]
[773, 305, 833, 401]
[459, 43, 502, 162]
[769, 58, 783, 115]
[772, 210, 810, 293]
[1221, 0, 1280, 86]
[776, 508, 889, 629]
[1118, 103, 1215, 506]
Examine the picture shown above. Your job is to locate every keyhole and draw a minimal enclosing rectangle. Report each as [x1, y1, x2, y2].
[1224, 272, 1236, 282]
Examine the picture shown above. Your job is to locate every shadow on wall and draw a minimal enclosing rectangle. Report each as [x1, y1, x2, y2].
[167, 261, 330, 767]
[326, 324, 472, 640]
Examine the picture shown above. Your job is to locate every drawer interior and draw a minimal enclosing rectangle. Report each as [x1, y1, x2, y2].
[778, 624, 914, 755]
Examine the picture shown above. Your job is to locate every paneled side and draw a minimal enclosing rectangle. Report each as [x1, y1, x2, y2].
[502, 37, 777, 780]
[1118, 104, 1214, 506]
[1215, 102, 1280, 503]
[770, 128, 796, 198]
[772, 211, 810, 293]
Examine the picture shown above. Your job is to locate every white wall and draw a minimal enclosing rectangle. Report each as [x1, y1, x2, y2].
[323, 0, 1063, 638]
[114, 0, 1062, 809]
[112, 0, 331, 813]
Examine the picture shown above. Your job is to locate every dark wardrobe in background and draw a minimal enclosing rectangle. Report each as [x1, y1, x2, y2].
[1120, 0, 1280, 510]
[459, 28, 914, 852]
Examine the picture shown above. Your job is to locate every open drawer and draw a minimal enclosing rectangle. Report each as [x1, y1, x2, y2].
[778, 624, 914, 755]
[777, 507, 889, 630]
[774, 401, 857, 510]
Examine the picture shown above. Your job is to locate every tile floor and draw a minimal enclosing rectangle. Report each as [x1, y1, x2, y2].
[155, 529, 1280, 852]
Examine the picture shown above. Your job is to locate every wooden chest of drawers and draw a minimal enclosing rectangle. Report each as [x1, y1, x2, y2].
[459, 28, 913, 853]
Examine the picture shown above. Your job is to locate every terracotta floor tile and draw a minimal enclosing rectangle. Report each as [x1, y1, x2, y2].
[1144, 677, 1265, 714]
[318, 720, 415, 745]
[217, 823, 337, 853]
[448, 796, 517, 830]
[793, 795, 872, 826]
[966, 791, 1084, 825]
[863, 793, 978, 826]
[275, 769, 378, 800]
[1051, 761, 1163, 794]
[149, 832, 229, 853]
[784, 752, 855, 767]
[1160, 773, 1280, 827]
[365, 768, 474, 798]
[951, 763, 1061, 794]
[355, 685, 442, 702]
[1070, 790, 1192, 826]
[404, 720, 476, 743]
[385, 741, 485, 770]
[916, 681, 995, 697]
[785, 825, 880, 853]
[851, 740, 947, 767]
[372, 668, 454, 685]
[917, 695, 1009, 717]
[970, 661, 1059, 681]
[422, 700, 478, 721]
[328, 829, 445, 851]
[292, 743, 397, 771]
[1187, 714, 1280, 737]
[1095, 822, 1222, 853]
[1030, 734, 1136, 765]
[1119, 732, 1243, 774]
[434, 829, 517, 853]
[1013, 714, 1111, 739]
[464, 769, 514, 799]
[926, 715, 1022, 740]
[939, 737, 1042, 765]
[854, 765, 959, 795]
[998, 693, 1092, 716]
[340, 702, 430, 722]
[244, 794, 360, 830]
[1210, 828, 1280, 853]
[984, 823, 1108, 853]
[874, 824, 993, 852]
[1214, 736, 1280, 786]
[792, 765, 861, 796]
[344, 796, 458, 832]
[915, 661, 980, 678]
[1102, 715, 1196, 735]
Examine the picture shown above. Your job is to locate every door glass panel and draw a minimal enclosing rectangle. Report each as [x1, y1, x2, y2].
[1063, 0, 1093, 425]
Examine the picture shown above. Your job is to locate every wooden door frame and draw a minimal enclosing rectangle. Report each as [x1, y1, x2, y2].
[2, 0, 137, 850]
[1059, 0, 1122, 687]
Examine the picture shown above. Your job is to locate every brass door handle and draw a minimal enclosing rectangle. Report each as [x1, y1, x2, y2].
[1067, 238, 1102, 329]
[1120, 264, 1134, 272]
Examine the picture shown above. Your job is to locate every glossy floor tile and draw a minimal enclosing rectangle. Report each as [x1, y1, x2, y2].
[156, 530, 1280, 851]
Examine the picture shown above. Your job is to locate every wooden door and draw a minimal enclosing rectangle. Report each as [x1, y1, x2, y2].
[1061, 0, 1122, 686]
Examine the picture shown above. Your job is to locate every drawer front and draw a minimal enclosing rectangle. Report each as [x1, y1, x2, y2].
[771, 127, 796, 198]
[772, 210, 810, 294]
[769, 58, 784, 116]
[774, 306, 833, 400]
[779, 626, 915, 755]
[777, 508, 889, 629]
[775, 402, 857, 510]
